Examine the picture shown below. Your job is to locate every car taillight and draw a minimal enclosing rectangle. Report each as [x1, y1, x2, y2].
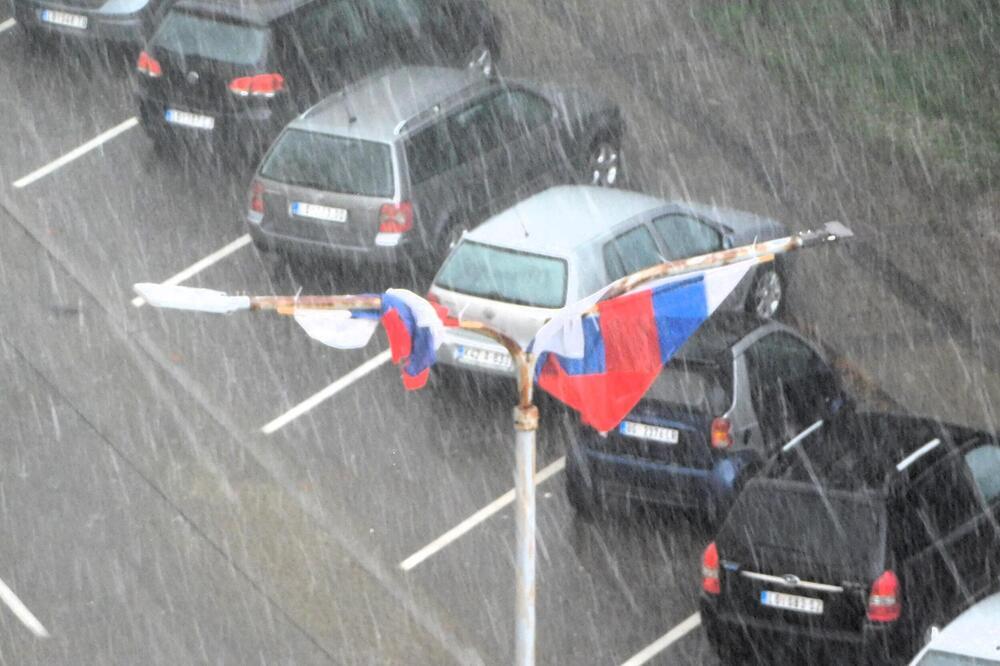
[249, 180, 265, 215]
[702, 542, 721, 595]
[229, 73, 285, 98]
[379, 202, 413, 233]
[711, 417, 732, 449]
[867, 570, 901, 622]
[136, 50, 162, 78]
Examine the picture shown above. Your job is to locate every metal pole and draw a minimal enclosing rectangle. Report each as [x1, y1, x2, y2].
[513, 401, 538, 666]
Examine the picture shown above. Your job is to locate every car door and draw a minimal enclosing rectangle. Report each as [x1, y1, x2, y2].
[490, 87, 566, 198]
[743, 332, 839, 450]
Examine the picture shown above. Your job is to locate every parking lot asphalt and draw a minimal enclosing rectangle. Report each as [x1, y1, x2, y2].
[1, 0, 997, 663]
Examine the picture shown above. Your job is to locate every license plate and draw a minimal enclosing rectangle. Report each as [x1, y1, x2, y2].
[456, 346, 512, 370]
[290, 202, 348, 223]
[40, 9, 88, 29]
[760, 590, 824, 615]
[164, 109, 215, 130]
[619, 420, 679, 444]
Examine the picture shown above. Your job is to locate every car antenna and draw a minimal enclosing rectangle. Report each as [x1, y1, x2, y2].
[516, 212, 529, 238]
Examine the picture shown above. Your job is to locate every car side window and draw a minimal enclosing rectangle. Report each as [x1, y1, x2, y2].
[448, 97, 503, 164]
[908, 454, 981, 543]
[297, 0, 365, 51]
[602, 225, 662, 281]
[406, 121, 458, 185]
[492, 90, 553, 136]
[964, 442, 1000, 505]
[652, 213, 722, 260]
[362, 0, 423, 32]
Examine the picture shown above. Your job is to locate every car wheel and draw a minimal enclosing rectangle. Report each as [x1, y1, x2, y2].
[745, 265, 784, 319]
[583, 134, 622, 187]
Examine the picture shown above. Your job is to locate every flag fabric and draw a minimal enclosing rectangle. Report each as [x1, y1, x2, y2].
[293, 288, 448, 391]
[531, 260, 755, 432]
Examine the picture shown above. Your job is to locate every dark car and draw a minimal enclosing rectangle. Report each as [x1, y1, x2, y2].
[699, 410, 1000, 664]
[13, 0, 171, 47]
[133, 0, 501, 155]
[564, 313, 844, 522]
[246, 65, 626, 272]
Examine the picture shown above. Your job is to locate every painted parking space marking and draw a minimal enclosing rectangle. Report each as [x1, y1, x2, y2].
[261, 349, 393, 434]
[620, 612, 701, 666]
[0, 18, 16, 33]
[399, 456, 566, 572]
[131, 234, 252, 307]
[14, 117, 138, 189]
[0, 575, 50, 638]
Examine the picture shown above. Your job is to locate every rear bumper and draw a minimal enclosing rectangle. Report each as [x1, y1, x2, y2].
[700, 597, 899, 662]
[136, 94, 288, 153]
[14, 1, 149, 44]
[570, 447, 734, 512]
[247, 218, 419, 266]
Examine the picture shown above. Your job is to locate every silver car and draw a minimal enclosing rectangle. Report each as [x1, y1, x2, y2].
[427, 185, 789, 377]
[908, 592, 1000, 665]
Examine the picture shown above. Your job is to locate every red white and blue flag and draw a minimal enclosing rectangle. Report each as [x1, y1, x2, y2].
[529, 260, 755, 432]
[293, 288, 448, 390]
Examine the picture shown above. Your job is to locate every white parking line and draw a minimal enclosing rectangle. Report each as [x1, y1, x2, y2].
[131, 234, 253, 307]
[14, 117, 138, 189]
[620, 613, 701, 666]
[399, 456, 566, 572]
[0, 576, 50, 639]
[261, 349, 393, 434]
[0, 18, 16, 33]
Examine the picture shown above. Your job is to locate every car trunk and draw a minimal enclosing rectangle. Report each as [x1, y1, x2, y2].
[261, 182, 387, 250]
[144, 10, 272, 114]
[716, 479, 886, 634]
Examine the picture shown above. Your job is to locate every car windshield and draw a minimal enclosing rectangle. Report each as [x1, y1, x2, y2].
[260, 130, 395, 197]
[153, 11, 268, 65]
[916, 651, 1000, 666]
[435, 241, 568, 308]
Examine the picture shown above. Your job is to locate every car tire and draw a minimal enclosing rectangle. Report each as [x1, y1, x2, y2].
[745, 264, 785, 320]
[581, 132, 623, 188]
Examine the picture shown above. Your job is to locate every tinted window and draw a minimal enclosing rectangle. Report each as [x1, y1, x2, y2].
[747, 332, 824, 383]
[296, 0, 365, 51]
[406, 122, 458, 185]
[644, 363, 731, 415]
[602, 225, 662, 281]
[435, 241, 567, 308]
[153, 11, 268, 65]
[449, 97, 503, 163]
[261, 129, 394, 197]
[363, 0, 423, 31]
[908, 454, 981, 542]
[965, 443, 1000, 504]
[652, 213, 722, 260]
[492, 90, 552, 135]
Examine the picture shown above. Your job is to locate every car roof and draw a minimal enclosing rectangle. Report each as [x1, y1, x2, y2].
[928, 592, 1000, 658]
[292, 66, 492, 142]
[464, 185, 669, 258]
[171, 0, 315, 23]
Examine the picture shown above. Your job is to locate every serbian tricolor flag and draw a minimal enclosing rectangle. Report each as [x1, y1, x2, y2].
[531, 260, 755, 432]
[293, 288, 448, 390]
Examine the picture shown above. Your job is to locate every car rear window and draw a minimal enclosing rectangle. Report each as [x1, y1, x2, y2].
[434, 241, 568, 308]
[722, 480, 885, 574]
[644, 363, 730, 415]
[153, 11, 268, 65]
[260, 130, 395, 198]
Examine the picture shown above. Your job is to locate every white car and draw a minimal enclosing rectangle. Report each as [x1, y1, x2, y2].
[427, 185, 789, 377]
[908, 592, 1000, 665]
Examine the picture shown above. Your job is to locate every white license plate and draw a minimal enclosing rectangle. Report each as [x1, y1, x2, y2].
[290, 202, 348, 223]
[164, 109, 215, 130]
[619, 420, 679, 444]
[760, 590, 824, 615]
[457, 346, 512, 370]
[40, 9, 88, 29]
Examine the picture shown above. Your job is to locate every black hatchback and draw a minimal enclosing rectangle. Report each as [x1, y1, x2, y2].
[700, 410, 1000, 664]
[133, 0, 501, 154]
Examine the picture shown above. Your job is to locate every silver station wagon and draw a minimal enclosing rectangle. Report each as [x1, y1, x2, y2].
[427, 185, 789, 377]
